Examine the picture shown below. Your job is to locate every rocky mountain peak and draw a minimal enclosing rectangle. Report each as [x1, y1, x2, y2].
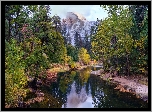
[61, 12, 99, 46]
[72, 12, 86, 21]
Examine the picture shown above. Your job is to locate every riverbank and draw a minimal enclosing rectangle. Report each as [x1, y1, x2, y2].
[47, 63, 92, 73]
[91, 69, 148, 103]
[23, 64, 90, 107]
[12, 65, 147, 108]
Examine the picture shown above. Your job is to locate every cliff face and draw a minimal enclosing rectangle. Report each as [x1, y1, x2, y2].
[61, 12, 99, 46]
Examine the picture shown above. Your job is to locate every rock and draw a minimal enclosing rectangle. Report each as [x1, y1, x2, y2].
[61, 12, 100, 46]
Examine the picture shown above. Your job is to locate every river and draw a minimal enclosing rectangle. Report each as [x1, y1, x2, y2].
[26, 66, 148, 108]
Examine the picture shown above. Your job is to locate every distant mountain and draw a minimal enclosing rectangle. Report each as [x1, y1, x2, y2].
[61, 12, 100, 46]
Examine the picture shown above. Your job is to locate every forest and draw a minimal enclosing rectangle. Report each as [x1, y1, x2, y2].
[5, 5, 148, 108]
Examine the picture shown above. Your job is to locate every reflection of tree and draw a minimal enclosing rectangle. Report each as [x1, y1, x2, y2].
[58, 69, 91, 108]
[59, 71, 76, 94]
[89, 74, 122, 108]
[79, 67, 91, 86]
[47, 71, 77, 108]
[70, 71, 76, 80]
[74, 67, 91, 95]
[37, 67, 147, 108]
[46, 81, 67, 107]
[74, 72, 82, 95]
[89, 74, 109, 108]
[30, 90, 62, 108]
[59, 74, 70, 94]
[89, 74, 144, 108]
[39, 72, 68, 107]
[85, 76, 91, 96]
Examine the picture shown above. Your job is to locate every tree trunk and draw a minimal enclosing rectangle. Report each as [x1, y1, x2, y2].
[126, 54, 130, 76]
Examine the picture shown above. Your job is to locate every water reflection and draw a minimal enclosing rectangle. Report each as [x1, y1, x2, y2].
[63, 81, 94, 108]
[30, 66, 148, 108]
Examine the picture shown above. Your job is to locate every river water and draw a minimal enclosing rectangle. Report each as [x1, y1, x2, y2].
[27, 66, 148, 108]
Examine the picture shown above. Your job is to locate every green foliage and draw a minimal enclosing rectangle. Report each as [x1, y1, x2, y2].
[66, 44, 79, 62]
[33, 15, 67, 64]
[129, 5, 148, 75]
[92, 5, 148, 76]
[21, 37, 49, 77]
[78, 48, 91, 65]
[5, 5, 39, 41]
[5, 38, 29, 107]
[45, 30, 67, 63]
[5, 4, 148, 108]
[69, 61, 77, 69]
[5, 5, 69, 108]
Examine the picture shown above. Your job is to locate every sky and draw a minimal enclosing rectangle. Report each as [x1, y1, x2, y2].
[49, 5, 108, 21]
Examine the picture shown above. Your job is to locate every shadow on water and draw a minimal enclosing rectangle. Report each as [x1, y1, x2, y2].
[28, 66, 148, 108]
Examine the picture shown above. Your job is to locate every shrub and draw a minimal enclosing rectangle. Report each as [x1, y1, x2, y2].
[5, 39, 29, 107]
[22, 37, 49, 78]
[78, 48, 91, 65]
[69, 61, 76, 69]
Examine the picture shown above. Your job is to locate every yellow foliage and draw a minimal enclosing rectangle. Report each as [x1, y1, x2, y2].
[78, 48, 90, 65]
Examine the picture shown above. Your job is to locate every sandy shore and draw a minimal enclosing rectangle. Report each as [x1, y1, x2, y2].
[91, 70, 148, 102]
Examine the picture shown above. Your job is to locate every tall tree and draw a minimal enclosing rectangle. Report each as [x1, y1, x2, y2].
[92, 5, 133, 75]
[129, 5, 148, 75]
[5, 5, 38, 42]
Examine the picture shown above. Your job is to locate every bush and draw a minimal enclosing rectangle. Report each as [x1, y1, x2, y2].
[5, 39, 29, 107]
[69, 61, 76, 69]
[66, 44, 79, 62]
[78, 48, 91, 65]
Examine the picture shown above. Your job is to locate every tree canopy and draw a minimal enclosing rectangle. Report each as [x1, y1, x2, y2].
[5, 5, 148, 108]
